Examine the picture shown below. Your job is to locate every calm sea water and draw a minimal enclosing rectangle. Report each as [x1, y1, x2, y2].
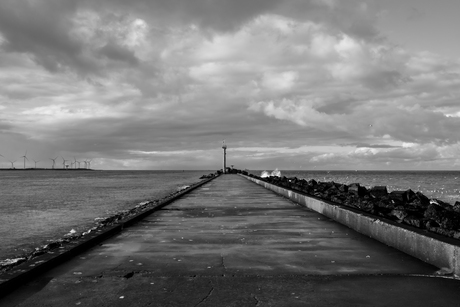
[0, 170, 208, 261]
[2, 169, 460, 262]
[256, 170, 460, 205]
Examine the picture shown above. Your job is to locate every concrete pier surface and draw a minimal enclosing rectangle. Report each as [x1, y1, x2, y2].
[2, 175, 460, 306]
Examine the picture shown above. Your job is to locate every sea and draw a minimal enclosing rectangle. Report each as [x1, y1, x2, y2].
[1, 169, 460, 263]
[0, 170, 208, 262]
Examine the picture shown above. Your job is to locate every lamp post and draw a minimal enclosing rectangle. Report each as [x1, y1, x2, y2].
[222, 141, 227, 174]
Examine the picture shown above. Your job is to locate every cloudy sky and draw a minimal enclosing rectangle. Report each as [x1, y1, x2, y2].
[1, 0, 460, 170]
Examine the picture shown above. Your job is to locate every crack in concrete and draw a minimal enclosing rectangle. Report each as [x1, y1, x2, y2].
[194, 284, 214, 307]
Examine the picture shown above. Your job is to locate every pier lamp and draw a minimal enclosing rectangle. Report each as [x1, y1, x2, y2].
[222, 141, 227, 174]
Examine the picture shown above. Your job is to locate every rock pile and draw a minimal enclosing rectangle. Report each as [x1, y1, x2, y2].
[199, 173, 217, 179]
[249, 174, 460, 240]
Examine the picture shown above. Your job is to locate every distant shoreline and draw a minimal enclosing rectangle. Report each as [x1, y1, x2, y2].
[0, 168, 94, 171]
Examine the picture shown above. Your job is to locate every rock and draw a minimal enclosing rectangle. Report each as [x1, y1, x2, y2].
[403, 216, 423, 228]
[336, 183, 348, 193]
[453, 202, 460, 213]
[375, 196, 394, 209]
[331, 195, 346, 204]
[314, 182, 330, 193]
[46, 241, 62, 250]
[199, 173, 215, 179]
[424, 204, 460, 230]
[357, 199, 376, 213]
[325, 184, 340, 197]
[454, 231, 460, 239]
[431, 199, 453, 211]
[369, 186, 388, 198]
[404, 189, 417, 203]
[343, 196, 360, 209]
[390, 208, 408, 222]
[415, 192, 430, 207]
[348, 183, 368, 197]
[426, 219, 440, 228]
[389, 191, 407, 205]
[427, 227, 456, 238]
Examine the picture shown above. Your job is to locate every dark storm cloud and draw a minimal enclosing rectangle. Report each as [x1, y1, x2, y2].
[88, 0, 280, 32]
[98, 42, 139, 66]
[0, 0, 98, 74]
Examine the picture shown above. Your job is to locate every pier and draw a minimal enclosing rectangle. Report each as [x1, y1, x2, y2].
[2, 174, 460, 306]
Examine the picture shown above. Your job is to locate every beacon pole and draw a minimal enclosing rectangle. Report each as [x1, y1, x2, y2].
[222, 141, 227, 174]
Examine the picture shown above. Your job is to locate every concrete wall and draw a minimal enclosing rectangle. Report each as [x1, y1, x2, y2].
[242, 175, 460, 275]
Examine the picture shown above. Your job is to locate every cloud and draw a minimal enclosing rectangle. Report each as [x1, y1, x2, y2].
[98, 42, 140, 66]
[1, 0, 460, 170]
[342, 143, 401, 149]
[250, 97, 460, 146]
[0, 0, 95, 73]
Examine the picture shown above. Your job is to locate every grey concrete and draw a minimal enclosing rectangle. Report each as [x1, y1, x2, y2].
[244, 174, 460, 275]
[1, 175, 460, 306]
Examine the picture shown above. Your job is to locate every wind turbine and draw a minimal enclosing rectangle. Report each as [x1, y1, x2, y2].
[87, 159, 92, 169]
[74, 157, 77, 169]
[33, 159, 40, 169]
[50, 157, 58, 169]
[83, 160, 88, 169]
[21, 151, 29, 169]
[62, 157, 68, 169]
[9, 160, 16, 169]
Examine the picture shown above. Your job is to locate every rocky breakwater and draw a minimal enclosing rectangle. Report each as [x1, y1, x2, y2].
[249, 174, 460, 240]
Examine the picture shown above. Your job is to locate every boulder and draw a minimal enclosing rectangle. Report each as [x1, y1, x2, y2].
[415, 192, 430, 207]
[402, 189, 416, 203]
[424, 204, 460, 230]
[336, 183, 348, 193]
[389, 191, 407, 205]
[331, 195, 346, 205]
[369, 186, 388, 198]
[325, 184, 340, 197]
[343, 196, 360, 209]
[426, 219, 440, 228]
[403, 216, 424, 228]
[357, 199, 376, 213]
[348, 183, 368, 197]
[453, 202, 460, 213]
[389, 208, 408, 222]
[431, 199, 453, 211]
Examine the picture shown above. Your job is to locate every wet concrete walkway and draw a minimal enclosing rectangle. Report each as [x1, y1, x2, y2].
[2, 175, 460, 306]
